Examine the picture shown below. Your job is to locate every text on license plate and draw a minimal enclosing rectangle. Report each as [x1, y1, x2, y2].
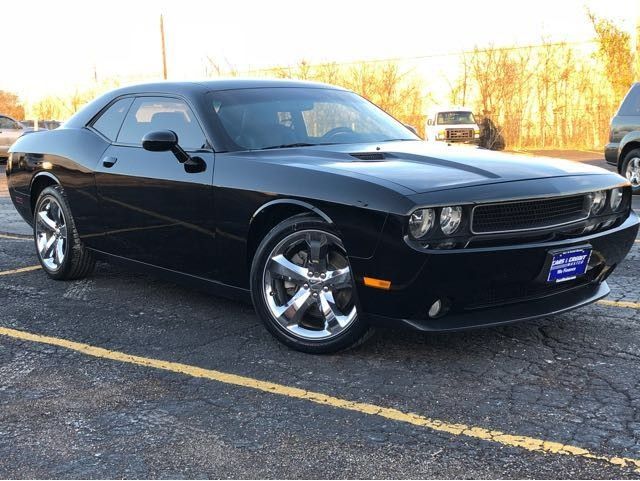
[547, 248, 592, 283]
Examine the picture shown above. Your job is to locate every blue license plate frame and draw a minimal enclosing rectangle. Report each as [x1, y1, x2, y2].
[547, 247, 592, 283]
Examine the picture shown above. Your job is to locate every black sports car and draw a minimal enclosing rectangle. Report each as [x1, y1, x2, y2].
[6, 80, 639, 353]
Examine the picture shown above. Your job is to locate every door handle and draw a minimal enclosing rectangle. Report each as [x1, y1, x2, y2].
[102, 156, 118, 168]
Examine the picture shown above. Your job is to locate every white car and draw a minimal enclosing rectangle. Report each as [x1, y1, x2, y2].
[425, 107, 480, 144]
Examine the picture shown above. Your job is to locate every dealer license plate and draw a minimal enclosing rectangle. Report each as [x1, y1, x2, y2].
[547, 248, 592, 283]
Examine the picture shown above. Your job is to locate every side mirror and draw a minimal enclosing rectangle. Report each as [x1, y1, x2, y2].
[426, 119, 433, 126]
[142, 130, 178, 152]
[141, 129, 206, 174]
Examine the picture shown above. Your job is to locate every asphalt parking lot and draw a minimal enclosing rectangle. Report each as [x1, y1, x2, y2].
[1, 152, 640, 479]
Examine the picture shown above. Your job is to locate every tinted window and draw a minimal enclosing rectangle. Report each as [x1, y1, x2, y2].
[0, 116, 19, 129]
[618, 84, 640, 116]
[92, 97, 133, 141]
[117, 97, 207, 150]
[209, 88, 417, 151]
[436, 111, 476, 125]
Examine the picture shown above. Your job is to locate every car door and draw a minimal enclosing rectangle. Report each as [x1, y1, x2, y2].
[0, 116, 23, 155]
[94, 96, 217, 278]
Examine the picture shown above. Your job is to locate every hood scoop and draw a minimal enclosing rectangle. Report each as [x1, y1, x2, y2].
[350, 152, 386, 161]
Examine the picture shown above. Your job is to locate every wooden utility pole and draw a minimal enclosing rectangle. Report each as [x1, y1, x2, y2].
[160, 14, 168, 80]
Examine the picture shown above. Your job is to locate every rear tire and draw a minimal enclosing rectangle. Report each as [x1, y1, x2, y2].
[33, 185, 95, 280]
[250, 215, 371, 353]
[621, 148, 640, 195]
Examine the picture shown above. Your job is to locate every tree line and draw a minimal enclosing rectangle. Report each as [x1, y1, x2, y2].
[209, 12, 637, 150]
[445, 12, 636, 149]
[1, 12, 636, 150]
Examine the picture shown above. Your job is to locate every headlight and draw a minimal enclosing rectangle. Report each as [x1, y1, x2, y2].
[436, 130, 447, 140]
[409, 208, 435, 239]
[610, 187, 624, 211]
[439, 206, 463, 235]
[589, 190, 607, 214]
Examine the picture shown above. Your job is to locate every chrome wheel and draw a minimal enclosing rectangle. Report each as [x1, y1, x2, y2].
[625, 157, 640, 187]
[35, 197, 67, 271]
[262, 229, 357, 340]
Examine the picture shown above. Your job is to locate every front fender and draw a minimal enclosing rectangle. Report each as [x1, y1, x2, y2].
[252, 199, 334, 224]
[213, 153, 406, 287]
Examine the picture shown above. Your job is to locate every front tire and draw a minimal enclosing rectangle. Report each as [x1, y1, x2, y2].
[34, 185, 96, 280]
[621, 148, 640, 194]
[250, 216, 371, 353]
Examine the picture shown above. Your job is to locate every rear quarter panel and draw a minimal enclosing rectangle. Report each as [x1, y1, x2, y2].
[8, 128, 110, 244]
[618, 129, 640, 166]
[609, 116, 635, 144]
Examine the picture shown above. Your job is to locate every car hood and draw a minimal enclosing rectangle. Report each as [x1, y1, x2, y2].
[275, 141, 608, 194]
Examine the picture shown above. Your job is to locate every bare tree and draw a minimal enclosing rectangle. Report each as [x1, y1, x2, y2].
[448, 54, 471, 106]
[268, 59, 426, 136]
[0, 91, 25, 120]
[32, 97, 65, 121]
[204, 57, 239, 77]
[589, 11, 634, 101]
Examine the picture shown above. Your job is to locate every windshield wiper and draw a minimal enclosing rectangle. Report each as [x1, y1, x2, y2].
[261, 142, 339, 150]
[261, 142, 317, 150]
[378, 138, 417, 142]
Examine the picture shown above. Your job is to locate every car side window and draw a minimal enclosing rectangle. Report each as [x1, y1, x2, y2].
[92, 97, 134, 141]
[117, 97, 207, 150]
[619, 85, 640, 116]
[0, 116, 18, 129]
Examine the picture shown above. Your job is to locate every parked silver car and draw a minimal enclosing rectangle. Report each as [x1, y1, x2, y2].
[0, 115, 28, 160]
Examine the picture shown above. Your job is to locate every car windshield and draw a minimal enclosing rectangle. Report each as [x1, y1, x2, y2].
[208, 87, 418, 151]
[436, 111, 476, 125]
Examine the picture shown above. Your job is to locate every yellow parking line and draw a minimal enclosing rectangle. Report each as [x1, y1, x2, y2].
[597, 299, 640, 309]
[0, 233, 30, 241]
[0, 326, 638, 473]
[0, 265, 41, 276]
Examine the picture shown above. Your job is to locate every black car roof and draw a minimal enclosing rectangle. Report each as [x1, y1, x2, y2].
[128, 78, 346, 93]
[65, 78, 346, 128]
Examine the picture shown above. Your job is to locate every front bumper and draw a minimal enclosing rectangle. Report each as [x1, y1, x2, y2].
[436, 138, 480, 145]
[605, 142, 619, 166]
[351, 211, 639, 332]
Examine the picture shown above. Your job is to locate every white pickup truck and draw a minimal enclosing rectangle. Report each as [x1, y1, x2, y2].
[425, 107, 480, 144]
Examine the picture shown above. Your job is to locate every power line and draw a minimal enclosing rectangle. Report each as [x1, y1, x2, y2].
[239, 39, 598, 75]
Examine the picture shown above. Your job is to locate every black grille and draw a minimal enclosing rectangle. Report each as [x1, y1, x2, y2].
[472, 195, 588, 234]
[446, 128, 473, 140]
[466, 265, 602, 309]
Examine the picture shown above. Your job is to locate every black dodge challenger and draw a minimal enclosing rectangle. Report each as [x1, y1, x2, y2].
[6, 79, 638, 352]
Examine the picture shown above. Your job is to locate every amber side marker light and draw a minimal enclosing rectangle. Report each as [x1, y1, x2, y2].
[363, 277, 392, 290]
